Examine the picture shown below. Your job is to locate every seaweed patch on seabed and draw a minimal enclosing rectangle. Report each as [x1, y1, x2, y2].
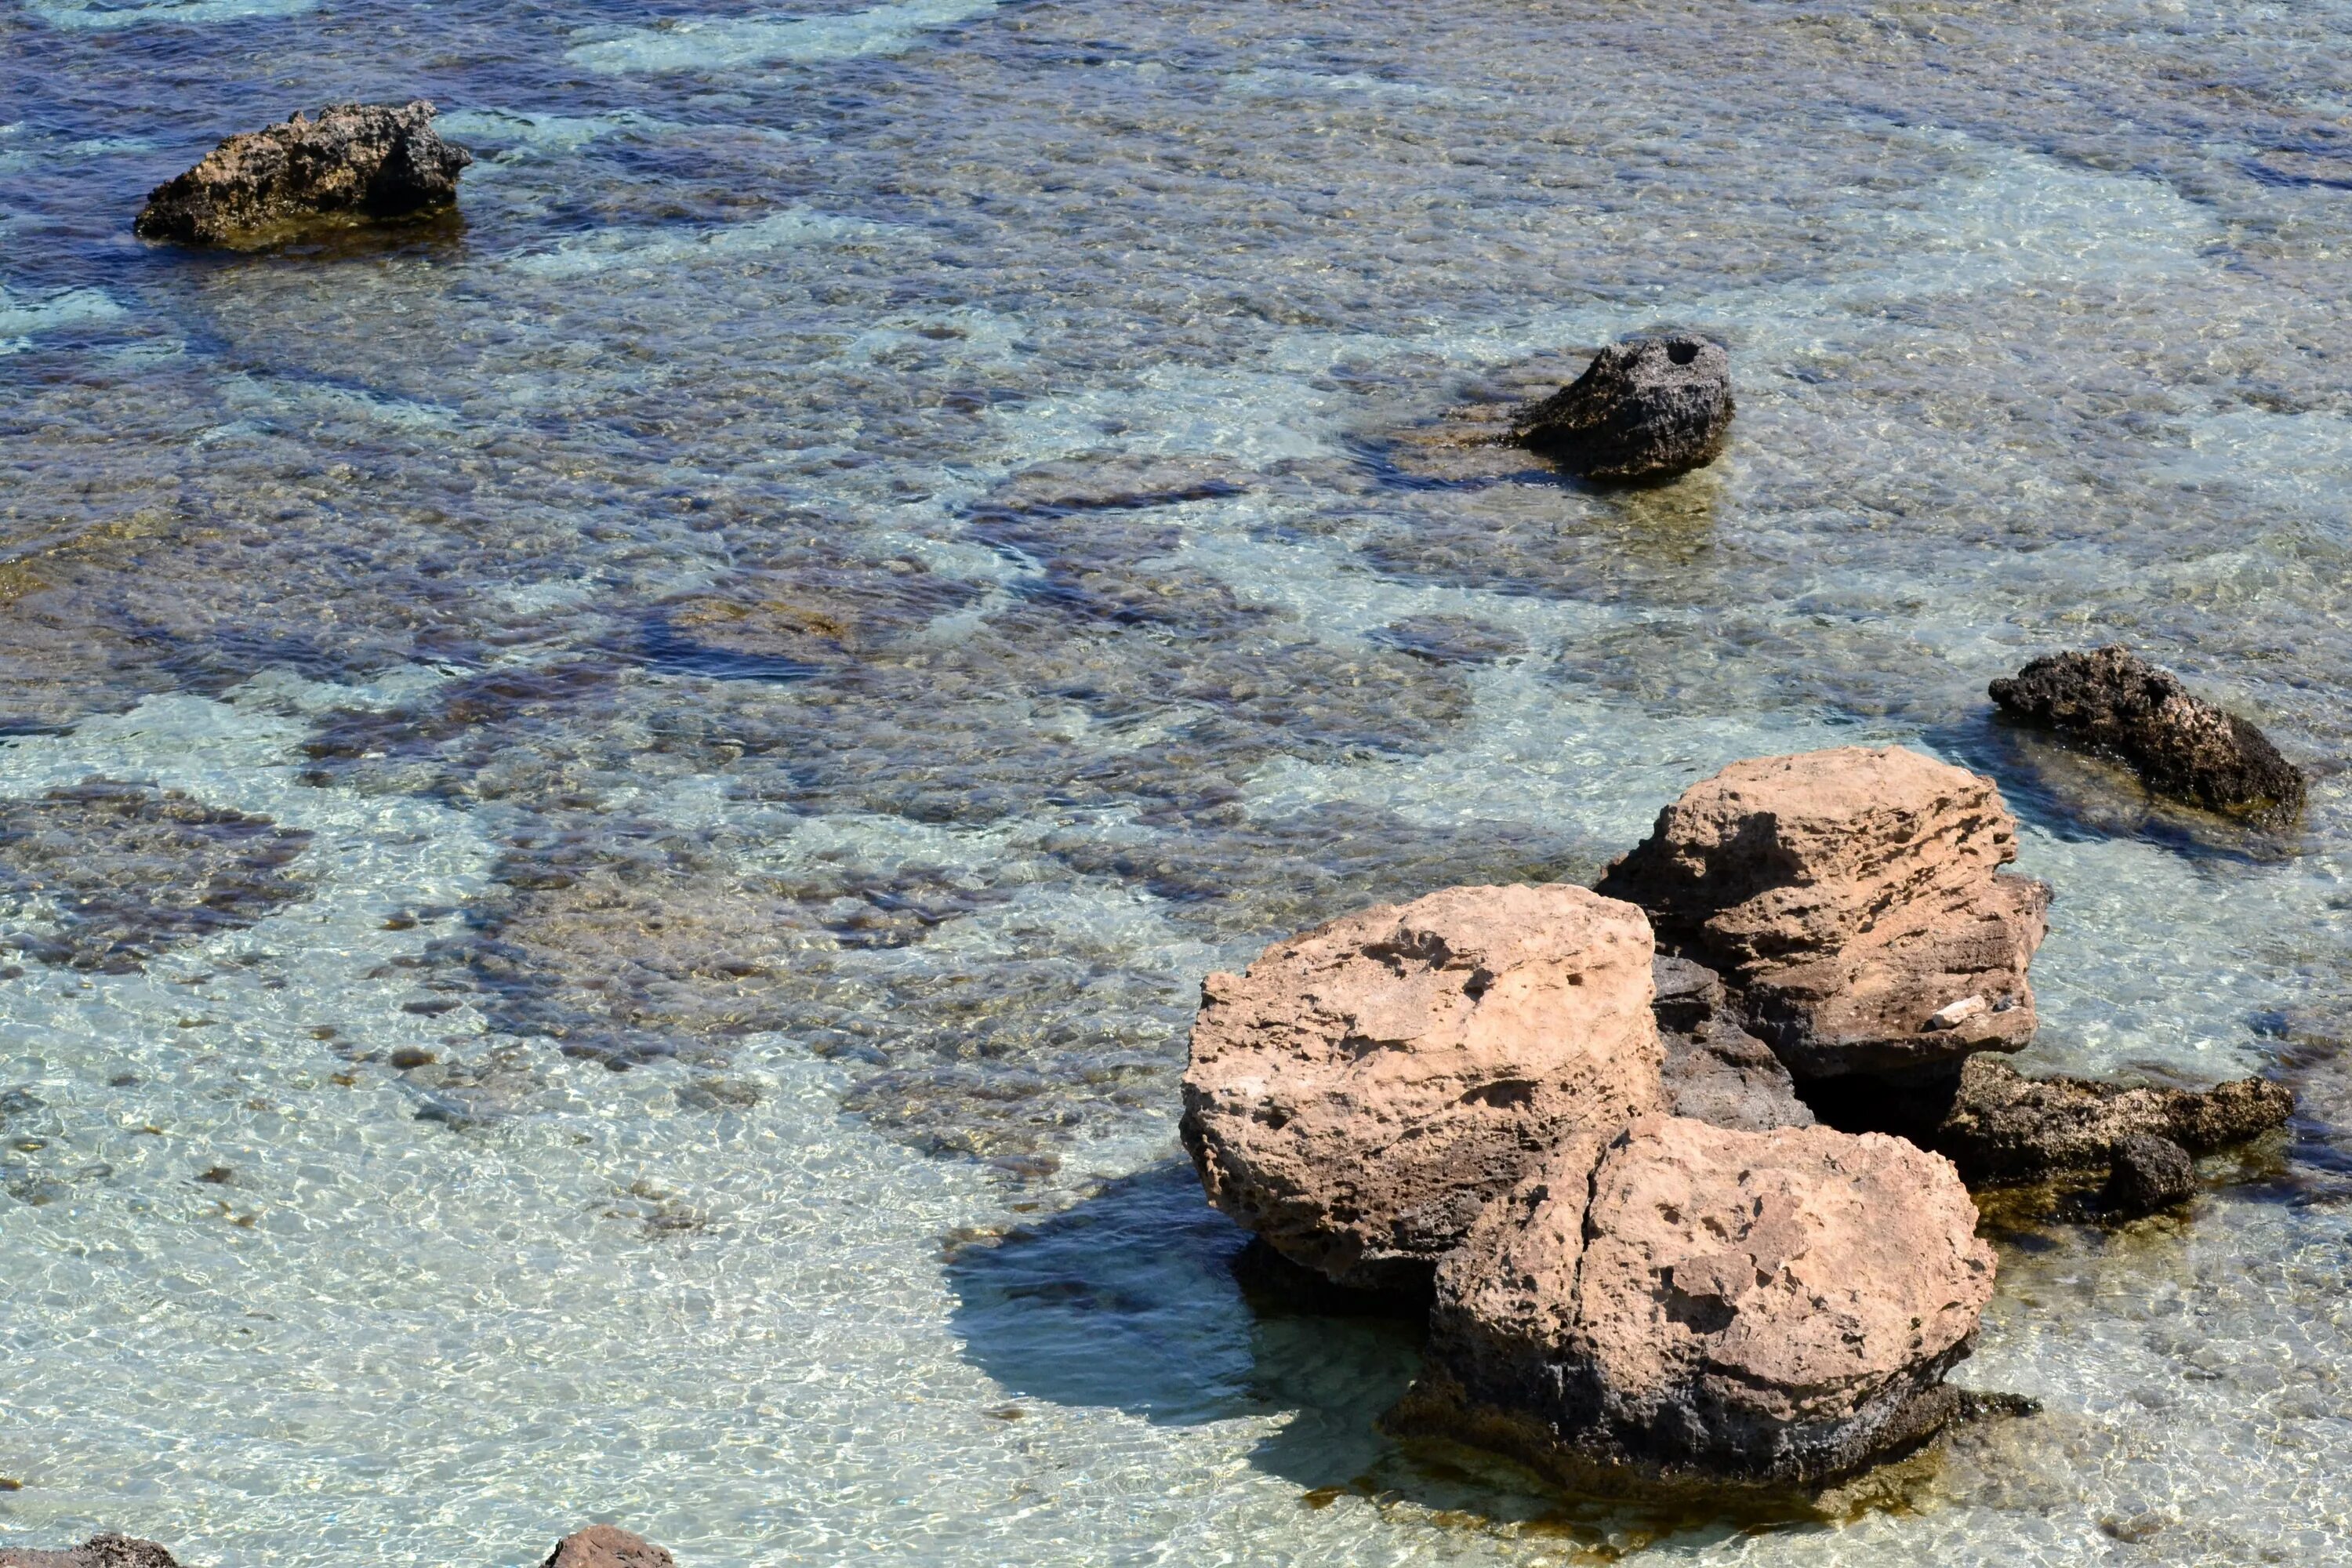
[0, 780, 312, 971]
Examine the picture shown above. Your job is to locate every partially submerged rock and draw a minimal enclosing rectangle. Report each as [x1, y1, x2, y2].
[1989, 646, 2305, 822]
[135, 102, 471, 247]
[1653, 956, 1814, 1132]
[2104, 1135, 2196, 1217]
[1806, 1053, 2292, 1186]
[539, 1526, 677, 1568]
[0, 1537, 180, 1568]
[1597, 747, 2050, 1079]
[1394, 1115, 1995, 1490]
[1512, 336, 1734, 483]
[1180, 884, 1663, 1290]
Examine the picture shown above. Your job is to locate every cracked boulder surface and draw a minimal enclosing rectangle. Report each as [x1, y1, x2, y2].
[1598, 746, 2050, 1080]
[1990, 645, 2307, 822]
[1180, 883, 1661, 1290]
[1392, 1113, 1995, 1492]
[134, 101, 471, 247]
[0, 780, 311, 971]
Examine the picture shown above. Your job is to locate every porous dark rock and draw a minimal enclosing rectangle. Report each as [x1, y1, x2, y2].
[1652, 956, 1815, 1132]
[2104, 1135, 2196, 1216]
[1391, 1114, 1994, 1492]
[539, 1525, 677, 1568]
[1180, 884, 1664, 1290]
[1512, 336, 1734, 483]
[0, 1536, 180, 1568]
[1802, 1054, 2292, 1185]
[1597, 747, 2051, 1080]
[1989, 646, 2305, 821]
[135, 102, 471, 247]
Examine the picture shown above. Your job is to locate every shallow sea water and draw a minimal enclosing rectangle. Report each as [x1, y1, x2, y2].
[5, 0, 2352, 1562]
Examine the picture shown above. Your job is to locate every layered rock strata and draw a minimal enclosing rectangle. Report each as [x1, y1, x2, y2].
[1990, 646, 2305, 821]
[1392, 1115, 1996, 1490]
[135, 102, 471, 246]
[1181, 884, 1662, 1290]
[1597, 747, 2050, 1080]
[1512, 335, 1734, 483]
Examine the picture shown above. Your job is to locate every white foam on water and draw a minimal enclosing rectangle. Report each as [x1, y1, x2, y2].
[21, 0, 314, 28]
[1225, 66, 1473, 104]
[566, 0, 1004, 75]
[507, 205, 909, 281]
[433, 107, 677, 162]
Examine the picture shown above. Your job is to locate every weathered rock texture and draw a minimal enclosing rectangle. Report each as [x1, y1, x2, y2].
[1181, 884, 1662, 1290]
[0, 1537, 180, 1568]
[1653, 956, 1814, 1132]
[1805, 1053, 2292, 1186]
[1990, 646, 2305, 821]
[1395, 1115, 1995, 1490]
[1512, 336, 1733, 483]
[135, 102, 471, 246]
[539, 1526, 676, 1568]
[1597, 747, 2050, 1080]
[2104, 1134, 2196, 1217]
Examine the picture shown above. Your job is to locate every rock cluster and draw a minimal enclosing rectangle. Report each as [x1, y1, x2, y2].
[135, 102, 471, 247]
[1397, 1116, 1994, 1490]
[1183, 742, 2295, 1494]
[1511, 335, 1734, 483]
[1180, 884, 1662, 1290]
[0, 1538, 180, 1568]
[1598, 747, 2050, 1080]
[1990, 647, 2304, 821]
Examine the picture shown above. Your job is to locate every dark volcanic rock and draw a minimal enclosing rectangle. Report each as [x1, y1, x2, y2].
[539, 1525, 676, 1568]
[1652, 956, 1815, 1132]
[1988, 646, 2306, 821]
[1802, 1054, 2292, 1185]
[0, 1537, 180, 1568]
[2104, 1134, 2196, 1216]
[1512, 336, 1734, 483]
[135, 101, 471, 246]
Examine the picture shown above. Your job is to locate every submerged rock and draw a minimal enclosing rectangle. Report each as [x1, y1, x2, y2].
[134, 102, 471, 247]
[1989, 646, 2305, 821]
[539, 1526, 676, 1568]
[1512, 336, 1734, 483]
[1806, 1054, 2292, 1186]
[1597, 747, 2050, 1080]
[1393, 1115, 1994, 1490]
[2105, 1134, 2196, 1217]
[0, 1537, 180, 1568]
[1652, 956, 1814, 1132]
[1180, 884, 1663, 1290]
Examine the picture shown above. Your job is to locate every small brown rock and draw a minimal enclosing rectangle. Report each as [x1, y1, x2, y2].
[1598, 746, 2050, 1079]
[539, 1525, 677, 1568]
[1180, 884, 1663, 1290]
[2105, 1135, 2197, 1216]
[1512, 336, 1735, 483]
[135, 102, 470, 247]
[1990, 647, 2305, 822]
[0, 1536, 181, 1568]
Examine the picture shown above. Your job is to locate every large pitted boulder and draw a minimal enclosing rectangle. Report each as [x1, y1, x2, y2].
[0, 1537, 180, 1568]
[1597, 747, 2050, 1080]
[1512, 335, 1733, 483]
[1181, 884, 1662, 1290]
[1990, 646, 2305, 822]
[1392, 1115, 1995, 1490]
[135, 101, 471, 247]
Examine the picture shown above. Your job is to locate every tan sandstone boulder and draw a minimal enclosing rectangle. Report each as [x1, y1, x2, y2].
[1596, 746, 2049, 1079]
[1393, 1114, 1996, 1489]
[1180, 884, 1662, 1290]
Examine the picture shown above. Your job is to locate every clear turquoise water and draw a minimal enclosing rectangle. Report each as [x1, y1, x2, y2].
[4, 1, 2352, 1562]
